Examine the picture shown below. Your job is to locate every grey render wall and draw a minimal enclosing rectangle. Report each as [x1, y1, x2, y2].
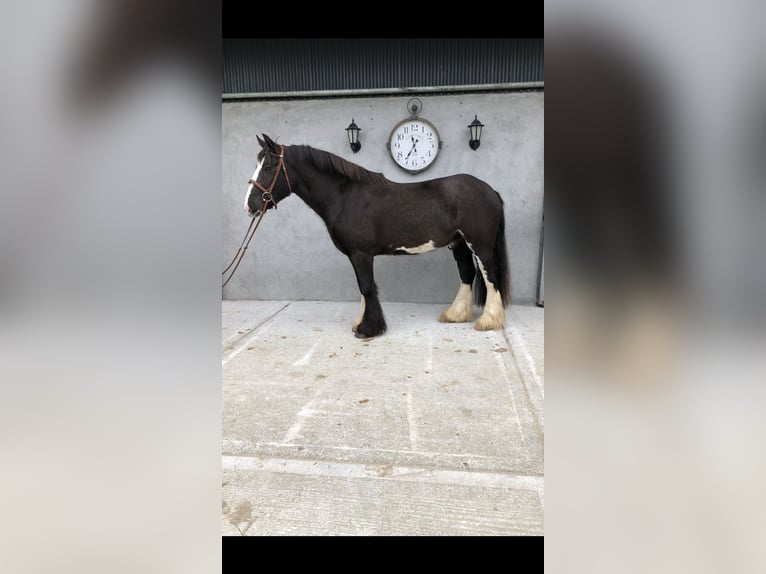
[222, 91, 544, 304]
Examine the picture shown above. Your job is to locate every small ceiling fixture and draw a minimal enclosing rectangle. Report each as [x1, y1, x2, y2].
[468, 115, 485, 151]
[346, 118, 361, 153]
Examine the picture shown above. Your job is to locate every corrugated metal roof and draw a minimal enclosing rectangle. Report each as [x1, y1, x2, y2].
[223, 39, 543, 95]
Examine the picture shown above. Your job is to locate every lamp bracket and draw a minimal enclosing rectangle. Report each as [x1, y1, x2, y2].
[406, 98, 423, 117]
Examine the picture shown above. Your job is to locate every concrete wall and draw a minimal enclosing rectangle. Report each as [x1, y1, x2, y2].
[222, 91, 544, 304]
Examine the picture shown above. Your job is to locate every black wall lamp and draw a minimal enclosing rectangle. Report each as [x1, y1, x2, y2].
[468, 115, 485, 150]
[346, 118, 361, 153]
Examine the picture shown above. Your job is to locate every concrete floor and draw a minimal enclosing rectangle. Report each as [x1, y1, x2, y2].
[222, 300, 544, 536]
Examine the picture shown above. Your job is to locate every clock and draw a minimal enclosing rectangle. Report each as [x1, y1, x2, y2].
[388, 117, 441, 174]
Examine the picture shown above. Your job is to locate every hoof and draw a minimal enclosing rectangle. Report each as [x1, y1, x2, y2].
[354, 325, 385, 339]
[440, 284, 473, 323]
[354, 314, 387, 339]
[439, 308, 472, 323]
[474, 314, 505, 331]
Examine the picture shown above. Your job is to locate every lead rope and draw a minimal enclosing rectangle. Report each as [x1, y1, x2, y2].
[221, 205, 268, 288]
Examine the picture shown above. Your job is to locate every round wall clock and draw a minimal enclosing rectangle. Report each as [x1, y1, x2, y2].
[388, 116, 441, 174]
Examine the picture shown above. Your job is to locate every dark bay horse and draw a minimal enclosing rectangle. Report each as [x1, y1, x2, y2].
[244, 134, 510, 339]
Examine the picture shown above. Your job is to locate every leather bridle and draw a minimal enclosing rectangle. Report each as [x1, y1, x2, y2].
[248, 145, 293, 211]
[222, 145, 292, 288]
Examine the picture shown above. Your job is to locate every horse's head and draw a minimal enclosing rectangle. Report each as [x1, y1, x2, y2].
[244, 133, 292, 217]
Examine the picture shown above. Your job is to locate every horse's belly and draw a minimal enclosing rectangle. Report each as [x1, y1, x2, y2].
[394, 240, 437, 254]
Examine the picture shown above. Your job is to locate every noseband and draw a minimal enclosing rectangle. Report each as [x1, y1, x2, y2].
[248, 145, 292, 211]
[222, 145, 292, 288]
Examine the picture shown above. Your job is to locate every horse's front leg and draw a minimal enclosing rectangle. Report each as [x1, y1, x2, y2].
[348, 252, 387, 339]
[352, 296, 365, 333]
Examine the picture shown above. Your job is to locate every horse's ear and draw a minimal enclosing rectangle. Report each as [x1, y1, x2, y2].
[262, 133, 279, 152]
[256, 134, 265, 147]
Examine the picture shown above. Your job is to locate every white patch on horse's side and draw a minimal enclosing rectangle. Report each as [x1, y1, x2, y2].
[439, 283, 473, 323]
[243, 157, 264, 215]
[396, 240, 436, 254]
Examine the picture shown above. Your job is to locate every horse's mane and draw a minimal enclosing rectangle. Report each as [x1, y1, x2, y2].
[291, 145, 388, 185]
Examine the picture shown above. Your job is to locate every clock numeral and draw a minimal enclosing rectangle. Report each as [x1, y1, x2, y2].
[427, 131, 432, 137]
[403, 127, 408, 134]
[397, 151, 403, 159]
[397, 133, 404, 141]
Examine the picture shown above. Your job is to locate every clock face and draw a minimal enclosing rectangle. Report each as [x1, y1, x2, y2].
[388, 118, 440, 173]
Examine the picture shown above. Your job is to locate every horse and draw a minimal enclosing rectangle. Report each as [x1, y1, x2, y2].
[244, 133, 511, 339]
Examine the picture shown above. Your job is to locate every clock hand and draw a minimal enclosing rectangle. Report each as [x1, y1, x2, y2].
[403, 135, 421, 160]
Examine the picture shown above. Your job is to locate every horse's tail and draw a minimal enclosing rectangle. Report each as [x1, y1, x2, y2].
[493, 209, 512, 307]
[474, 206, 511, 308]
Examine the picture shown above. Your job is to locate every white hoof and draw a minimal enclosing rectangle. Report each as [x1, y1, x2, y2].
[439, 283, 473, 323]
[474, 282, 506, 331]
[474, 310, 505, 331]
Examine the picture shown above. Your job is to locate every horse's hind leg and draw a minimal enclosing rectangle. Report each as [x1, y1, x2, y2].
[462, 232, 506, 331]
[473, 249, 506, 330]
[439, 239, 475, 323]
[348, 252, 387, 339]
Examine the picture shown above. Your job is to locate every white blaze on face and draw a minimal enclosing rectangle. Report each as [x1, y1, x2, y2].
[243, 157, 265, 216]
